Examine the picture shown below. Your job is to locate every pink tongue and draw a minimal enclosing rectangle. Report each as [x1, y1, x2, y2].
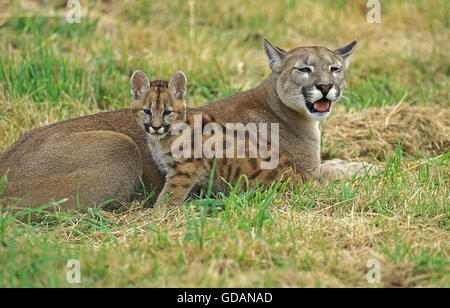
[314, 101, 330, 112]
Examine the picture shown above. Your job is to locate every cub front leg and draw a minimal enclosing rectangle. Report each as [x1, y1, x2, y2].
[156, 163, 207, 205]
[156, 175, 197, 205]
[317, 159, 378, 180]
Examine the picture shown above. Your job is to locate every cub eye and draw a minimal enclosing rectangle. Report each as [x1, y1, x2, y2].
[331, 66, 341, 73]
[162, 110, 172, 116]
[143, 109, 151, 115]
[295, 67, 312, 73]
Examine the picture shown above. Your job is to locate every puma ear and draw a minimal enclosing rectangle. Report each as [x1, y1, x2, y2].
[169, 71, 187, 101]
[130, 70, 150, 100]
[334, 41, 357, 70]
[263, 38, 287, 75]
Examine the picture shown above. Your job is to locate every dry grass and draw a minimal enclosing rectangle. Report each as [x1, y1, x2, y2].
[323, 104, 450, 162]
[0, 0, 449, 288]
[3, 166, 448, 287]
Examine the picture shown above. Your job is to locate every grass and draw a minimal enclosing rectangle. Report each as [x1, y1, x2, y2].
[0, 0, 449, 287]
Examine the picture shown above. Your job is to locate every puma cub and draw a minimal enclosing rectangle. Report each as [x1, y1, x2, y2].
[131, 71, 310, 204]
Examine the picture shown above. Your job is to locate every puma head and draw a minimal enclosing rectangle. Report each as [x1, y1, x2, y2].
[263, 39, 356, 121]
[131, 70, 187, 139]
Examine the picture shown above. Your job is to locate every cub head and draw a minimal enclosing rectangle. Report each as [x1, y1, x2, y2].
[263, 39, 356, 121]
[131, 70, 187, 139]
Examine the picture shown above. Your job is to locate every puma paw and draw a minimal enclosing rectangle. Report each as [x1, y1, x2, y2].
[319, 159, 378, 180]
[344, 161, 378, 177]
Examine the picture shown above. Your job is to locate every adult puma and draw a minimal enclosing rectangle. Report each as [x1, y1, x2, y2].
[197, 39, 376, 179]
[0, 39, 374, 211]
[0, 109, 165, 212]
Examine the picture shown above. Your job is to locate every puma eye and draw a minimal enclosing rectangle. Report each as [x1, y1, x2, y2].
[295, 67, 312, 73]
[331, 66, 341, 73]
[143, 109, 151, 115]
[162, 110, 172, 116]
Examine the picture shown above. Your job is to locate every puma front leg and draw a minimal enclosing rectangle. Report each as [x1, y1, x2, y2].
[316, 159, 378, 180]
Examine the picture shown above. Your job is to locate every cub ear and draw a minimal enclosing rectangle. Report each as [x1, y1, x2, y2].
[169, 71, 187, 101]
[130, 70, 150, 100]
[334, 40, 357, 70]
[263, 38, 287, 75]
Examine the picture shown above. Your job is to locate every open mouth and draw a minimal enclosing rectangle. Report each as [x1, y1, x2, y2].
[306, 99, 332, 113]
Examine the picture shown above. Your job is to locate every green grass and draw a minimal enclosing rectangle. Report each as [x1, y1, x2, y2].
[0, 0, 449, 287]
[1, 147, 448, 287]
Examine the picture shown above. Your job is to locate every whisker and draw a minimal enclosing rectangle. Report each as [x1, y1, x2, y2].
[340, 95, 350, 102]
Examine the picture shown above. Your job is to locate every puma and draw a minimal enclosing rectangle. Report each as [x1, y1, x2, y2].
[0, 39, 375, 212]
[197, 39, 376, 179]
[0, 109, 165, 212]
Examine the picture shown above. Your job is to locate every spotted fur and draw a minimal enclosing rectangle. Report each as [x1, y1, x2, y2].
[131, 71, 310, 204]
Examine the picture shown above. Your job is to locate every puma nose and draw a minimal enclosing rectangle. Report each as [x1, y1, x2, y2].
[316, 83, 332, 95]
[151, 125, 162, 131]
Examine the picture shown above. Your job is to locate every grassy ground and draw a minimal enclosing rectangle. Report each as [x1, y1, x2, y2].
[0, 0, 449, 287]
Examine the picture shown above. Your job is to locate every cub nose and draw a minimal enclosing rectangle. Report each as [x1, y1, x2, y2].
[316, 83, 333, 95]
[150, 125, 165, 134]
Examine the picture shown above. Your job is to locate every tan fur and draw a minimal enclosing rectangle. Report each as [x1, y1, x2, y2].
[0, 109, 164, 212]
[0, 40, 375, 214]
[198, 40, 377, 178]
[132, 71, 310, 204]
